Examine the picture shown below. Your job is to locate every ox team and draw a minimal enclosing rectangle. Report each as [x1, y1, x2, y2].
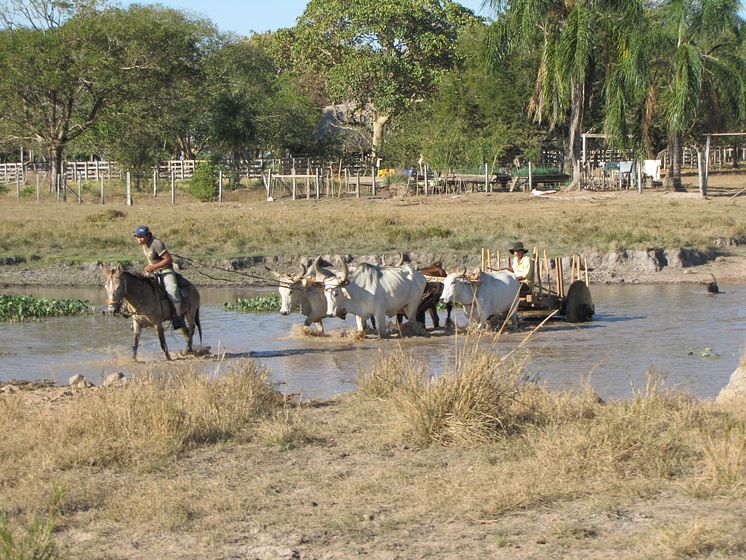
[276, 242, 533, 337]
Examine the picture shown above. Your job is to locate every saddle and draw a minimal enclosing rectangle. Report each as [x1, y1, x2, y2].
[154, 272, 191, 301]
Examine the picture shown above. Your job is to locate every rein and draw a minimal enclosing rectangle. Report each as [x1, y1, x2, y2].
[172, 254, 280, 287]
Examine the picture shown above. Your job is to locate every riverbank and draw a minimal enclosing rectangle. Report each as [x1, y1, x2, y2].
[1, 177, 744, 289]
[2, 350, 746, 560]
[1, 244, 745, 289]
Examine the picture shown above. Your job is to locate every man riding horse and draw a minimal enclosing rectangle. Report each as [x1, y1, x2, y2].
[133, 225, 185, 329]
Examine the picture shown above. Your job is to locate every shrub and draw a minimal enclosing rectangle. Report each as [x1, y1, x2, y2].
[188, 164, 219, 202]
[0, 488, 61, 560]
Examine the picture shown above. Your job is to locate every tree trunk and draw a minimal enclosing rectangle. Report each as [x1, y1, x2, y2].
[566, 78, 584, 179]
[665, 134, 683, 191]
[371, 112, 390, 160]
[50, 144, 65, 200]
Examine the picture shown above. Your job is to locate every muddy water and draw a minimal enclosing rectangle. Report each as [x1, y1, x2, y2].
[0, 285, 744, 400]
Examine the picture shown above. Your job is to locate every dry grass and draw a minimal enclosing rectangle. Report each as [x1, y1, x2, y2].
[1, 184, 745, 264]
[0, 360, 280, 512]
[2, 348, 746, 558]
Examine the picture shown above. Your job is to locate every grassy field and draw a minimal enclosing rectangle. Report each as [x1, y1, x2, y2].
[1, 174, 745, 266]
[2, 173, 746, 558]
[1, 343, 745, 559]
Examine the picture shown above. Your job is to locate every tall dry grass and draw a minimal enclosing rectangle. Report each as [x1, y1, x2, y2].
[359, 342, 746, 503]
[0, 360, 280, 475]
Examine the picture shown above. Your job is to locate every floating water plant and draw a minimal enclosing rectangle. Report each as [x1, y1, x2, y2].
[224, 294, 280, 312]
[0, 295, 94, 321]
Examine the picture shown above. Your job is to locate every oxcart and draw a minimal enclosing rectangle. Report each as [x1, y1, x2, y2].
[480, 248, 595, 323]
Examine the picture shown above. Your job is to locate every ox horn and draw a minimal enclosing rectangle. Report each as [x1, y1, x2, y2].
[340, 259, 349, 284]
[454, 266, 466, 276]
[394, 252, 405, 267]
[298, 263, 308, 278]
[311, 255, 323, 276]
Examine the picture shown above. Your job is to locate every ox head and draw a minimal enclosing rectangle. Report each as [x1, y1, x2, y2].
[274, 264, 307, 315]
[439, 267, 467, 305]
[323, 258, 351, 318]
[101, 262, 125, 315]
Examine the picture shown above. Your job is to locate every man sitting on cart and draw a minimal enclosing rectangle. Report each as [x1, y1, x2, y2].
[507, 241, 534, 296]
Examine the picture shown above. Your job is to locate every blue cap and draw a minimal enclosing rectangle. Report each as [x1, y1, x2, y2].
[134, 225, 151, 237]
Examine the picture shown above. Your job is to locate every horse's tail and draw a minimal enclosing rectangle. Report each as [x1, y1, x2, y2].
[195, 306, 203, 346]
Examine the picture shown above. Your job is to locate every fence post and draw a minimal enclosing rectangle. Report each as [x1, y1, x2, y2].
[485, 163, 489, 192]
[153, 169, 158, 197]
[306, 167, 311, 200]
[218, 169, 223, 203]
[315, 169, 320, 199]
[371, 166, 376, 196]
[170, 172, 175, 205]
[126, 172, 133, 206]
[528, 162, 533, 192]
[16, 173, 20, 201]
[78, 176, 82, 203]
[291, 166, 296, 200]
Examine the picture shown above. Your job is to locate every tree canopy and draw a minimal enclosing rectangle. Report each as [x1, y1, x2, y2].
[0, 0, 744, 180]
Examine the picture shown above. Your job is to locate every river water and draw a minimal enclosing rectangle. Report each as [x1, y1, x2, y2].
[1, 284, 744, 401]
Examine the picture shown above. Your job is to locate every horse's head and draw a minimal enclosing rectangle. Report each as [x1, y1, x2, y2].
[101, 263, 126, 315]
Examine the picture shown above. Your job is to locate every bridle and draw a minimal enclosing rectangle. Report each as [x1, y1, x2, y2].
[105, 272, 126, 314]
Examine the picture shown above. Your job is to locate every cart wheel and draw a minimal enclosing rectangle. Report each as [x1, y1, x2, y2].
[564, 280, 594, 322]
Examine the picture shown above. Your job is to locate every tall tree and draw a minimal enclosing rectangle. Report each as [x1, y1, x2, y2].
[385, 23, 543, 171]
[279, 0, 479, 158]
[0, 4, 212, 190]
[649, 0, 745, 190]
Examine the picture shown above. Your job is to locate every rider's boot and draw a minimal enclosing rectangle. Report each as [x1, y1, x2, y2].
[172, 301, 186, 330]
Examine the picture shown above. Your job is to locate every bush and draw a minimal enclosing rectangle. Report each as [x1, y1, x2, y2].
[188, 164, 219, 202]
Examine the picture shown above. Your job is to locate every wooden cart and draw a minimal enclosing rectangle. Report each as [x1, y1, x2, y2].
[480, 248, 595, 323]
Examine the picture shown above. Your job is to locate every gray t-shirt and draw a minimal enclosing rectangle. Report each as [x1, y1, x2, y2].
[142, 237, 173, 273]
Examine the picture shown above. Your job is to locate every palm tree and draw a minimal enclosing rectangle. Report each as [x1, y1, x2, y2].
[606, 0, 745, 191]
[486, 0, 637, 178]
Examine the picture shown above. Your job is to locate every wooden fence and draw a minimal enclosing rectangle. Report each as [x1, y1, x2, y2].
[0, 163, 23, 184]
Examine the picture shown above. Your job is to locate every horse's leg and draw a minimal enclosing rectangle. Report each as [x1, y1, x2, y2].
[132, 319, 142, 360]
[184, 320, 194, 354]
[194, 307, 203, 347]
[156, 323, 172, 360]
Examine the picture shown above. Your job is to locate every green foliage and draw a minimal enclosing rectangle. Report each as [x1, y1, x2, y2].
[384, 24, 543, 171]
[224, 294, 281, 312]
[283, 0, 481, 153]
[188, 164, 219, 202]
[0, 295, 94, 322]
[0, 488, 62, 560]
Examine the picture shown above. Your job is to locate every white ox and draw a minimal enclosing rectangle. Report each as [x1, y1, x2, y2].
[321, 259, 427, 338]
[275, 266, 328, 334]
[440, 269, 520, 329]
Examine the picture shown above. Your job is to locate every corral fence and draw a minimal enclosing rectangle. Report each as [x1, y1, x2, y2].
[0, 155, 372, 184]
[658, 144, 746, 171]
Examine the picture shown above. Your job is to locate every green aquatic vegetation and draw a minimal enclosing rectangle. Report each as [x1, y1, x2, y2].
[224, 294, 280, 312]
[0, 295, 94, 321]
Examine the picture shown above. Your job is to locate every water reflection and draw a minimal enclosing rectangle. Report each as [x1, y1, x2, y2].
[0, 284, 744, 400]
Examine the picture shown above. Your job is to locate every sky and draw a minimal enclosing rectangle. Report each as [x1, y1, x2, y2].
[119, 0, 493, 35]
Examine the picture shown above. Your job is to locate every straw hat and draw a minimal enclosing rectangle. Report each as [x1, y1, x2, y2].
[509, 241, 527, 254]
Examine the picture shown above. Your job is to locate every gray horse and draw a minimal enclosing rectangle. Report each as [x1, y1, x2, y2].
[102, 263, 202, 360]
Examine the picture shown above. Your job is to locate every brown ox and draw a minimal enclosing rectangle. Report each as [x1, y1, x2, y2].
[415, 261, 453, 328]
